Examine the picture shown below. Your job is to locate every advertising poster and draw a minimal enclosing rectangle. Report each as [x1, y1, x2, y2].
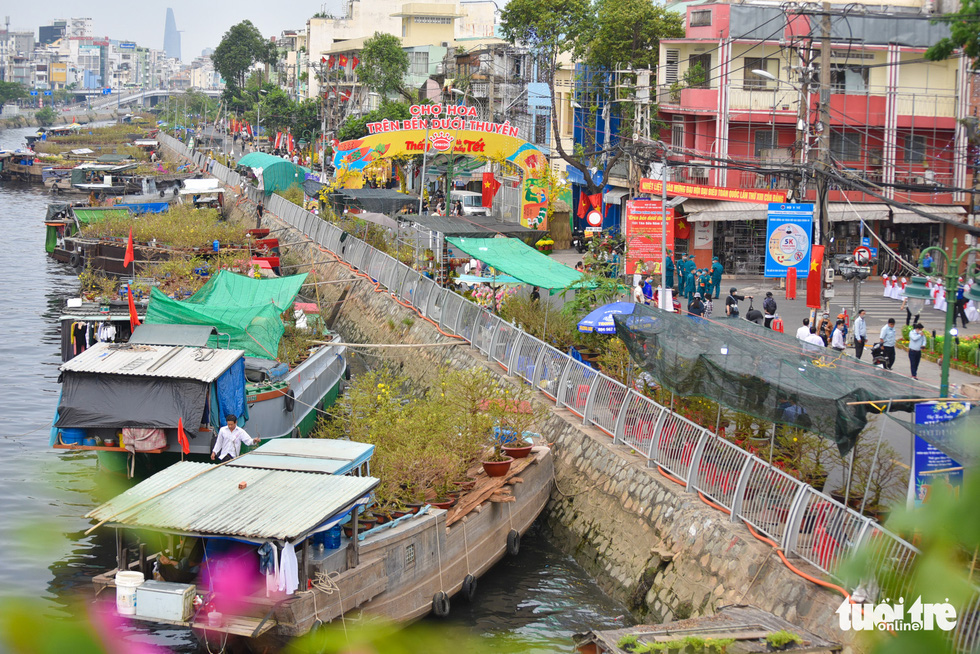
[625, 199, 674, 276]
[765, 203, 814, 278]
[911, 402, 968, 508]
[693, 220, 713, 249]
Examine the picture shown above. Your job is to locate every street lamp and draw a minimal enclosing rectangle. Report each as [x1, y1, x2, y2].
[914, 240, 980, 396]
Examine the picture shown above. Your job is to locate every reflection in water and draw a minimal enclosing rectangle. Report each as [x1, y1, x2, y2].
[0, 125, 629, 651]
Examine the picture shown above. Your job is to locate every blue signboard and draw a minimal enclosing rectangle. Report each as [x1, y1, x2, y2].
[861, 237, 870, 247]
[102, 88, 111, 95]
[765, 203, 814, 278]
[29, 90, 38, 96]
[912, 402, 968, 508]
[43, 91, 52, 96]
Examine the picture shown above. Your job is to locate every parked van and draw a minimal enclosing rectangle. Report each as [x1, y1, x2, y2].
[450, 190, 490, 216]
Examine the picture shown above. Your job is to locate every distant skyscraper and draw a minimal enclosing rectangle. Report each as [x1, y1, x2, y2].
[163, 8, 181, 61]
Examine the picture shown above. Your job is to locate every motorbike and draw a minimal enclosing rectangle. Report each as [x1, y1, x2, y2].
[571, 228, 589, 254]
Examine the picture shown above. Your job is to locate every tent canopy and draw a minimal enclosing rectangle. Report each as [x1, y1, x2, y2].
[446, 237, 583, 291]
[615, 305, 932, 453]
[237, 152, 311, 195]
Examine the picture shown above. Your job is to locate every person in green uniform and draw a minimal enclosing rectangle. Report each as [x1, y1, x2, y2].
[710, 256, 724, 300]
[684, 256, 696, 298]
[677, 254, 688, 297]
[664, 250, 674, 292]
[698, 268, 711, 299]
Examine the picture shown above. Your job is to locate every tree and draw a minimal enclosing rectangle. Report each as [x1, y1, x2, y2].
[579, 0, 684, 70]
[35, 106, 57, 126]
[257, 88, 294, 133]
[337, 101, 411, 142]
[0, 81, 26, 105]
[357, 32, 410, 99]
[212, 21, 276, 90]
[925, 0, 980, 69]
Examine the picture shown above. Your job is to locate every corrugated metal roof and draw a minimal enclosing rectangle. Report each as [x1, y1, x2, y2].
[228, 439, 375, 475]
[60, 342, 244, 383]
[129, 324, 218, 347]
[86, 460, 379, 541]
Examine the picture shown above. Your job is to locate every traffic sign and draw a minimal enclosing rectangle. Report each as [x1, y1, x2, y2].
[853, 245, 873, 265]
[29, 90, 38, 96]
[585, 210, 602, 228]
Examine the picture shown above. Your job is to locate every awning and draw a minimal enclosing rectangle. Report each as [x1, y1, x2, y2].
[829, 203, 891, 222]
[446, 236, 583, 290]
[406, 214, 540, 237]
[129, 324, 219, 347]
[892, 206, 966, 224]
[603, 188, 629, 204]
[682, 200, 768, 222]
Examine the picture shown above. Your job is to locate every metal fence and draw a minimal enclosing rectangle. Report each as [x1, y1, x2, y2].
[155, 131, 980, 649]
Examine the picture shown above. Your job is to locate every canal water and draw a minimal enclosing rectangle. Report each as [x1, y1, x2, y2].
[0, 124, 630, 651]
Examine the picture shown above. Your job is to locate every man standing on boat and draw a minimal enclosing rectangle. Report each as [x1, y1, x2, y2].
[211, 415, 259, 462]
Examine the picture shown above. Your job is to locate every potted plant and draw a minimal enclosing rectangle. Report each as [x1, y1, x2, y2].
[482, 441, 514, 477]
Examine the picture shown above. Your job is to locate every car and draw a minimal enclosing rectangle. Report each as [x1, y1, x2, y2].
[450, 190, 490, 216]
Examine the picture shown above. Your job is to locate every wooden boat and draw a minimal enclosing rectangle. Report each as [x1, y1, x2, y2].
[86, 438, 554, 646]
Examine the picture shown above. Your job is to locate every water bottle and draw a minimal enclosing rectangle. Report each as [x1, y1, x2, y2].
[212, 239, 220, 252]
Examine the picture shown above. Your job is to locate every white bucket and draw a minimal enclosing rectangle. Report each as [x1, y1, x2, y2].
[115, 571, 145, 615]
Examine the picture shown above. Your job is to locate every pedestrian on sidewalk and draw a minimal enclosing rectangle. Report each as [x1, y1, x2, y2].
[831, 320, 846, 353]
[955, 284, 970, 329]
[710, 257, 724, 299]
[688, 292, 705, 317]
[726, 287, 750, 318]
[762, 292, 777, 328]
[900, 297, 920, 327]
[853, 309, 868, 359]
[796, 318, 811, 340]
[804, 326, 826, 353]
[879, 318, 897, 370]
[703, 295, 713, 319]
[632, 281, 645, 304]
[908, 323, 927, 379]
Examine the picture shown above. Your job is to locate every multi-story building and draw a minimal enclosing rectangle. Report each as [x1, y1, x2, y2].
[653, 1, 971, 272]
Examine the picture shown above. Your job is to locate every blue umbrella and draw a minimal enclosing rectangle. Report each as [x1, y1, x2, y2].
[577, 302, 637, 334]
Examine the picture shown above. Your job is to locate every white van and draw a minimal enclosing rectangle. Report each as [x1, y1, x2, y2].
[450, 190, 490, 216]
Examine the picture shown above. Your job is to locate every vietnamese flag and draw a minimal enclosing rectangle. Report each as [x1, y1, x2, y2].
[123, 227, 135, 269]
[321, 56, 327, 64]
[577, 192, 589, 218]
[806, 244, 824, 309]
[176, 417, 190, 455]
[327, 55, 336, 68]
[587, 193, 602, 208]
[338, 54, 349, 67]
[481, 172, 501, 208]
[127, 283, 141, 331]
[351, 55, 360, 69]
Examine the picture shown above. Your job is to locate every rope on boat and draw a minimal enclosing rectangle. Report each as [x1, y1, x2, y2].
[310, 570, 348, 642]
[434, 520, 446, 594]
[462, 521, 471, 576]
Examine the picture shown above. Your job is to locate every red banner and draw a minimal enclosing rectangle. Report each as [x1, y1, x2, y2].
[806, 245, 824, 309]
[625, 200, 674, 277]
[639, 178, 788, 204]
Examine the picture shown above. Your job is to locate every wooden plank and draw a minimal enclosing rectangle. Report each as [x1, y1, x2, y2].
[191, 614, 276, 638]
[446, 451, 540, 527]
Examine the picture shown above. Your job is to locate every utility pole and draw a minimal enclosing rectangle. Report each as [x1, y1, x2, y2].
[817, 1, 833, 311]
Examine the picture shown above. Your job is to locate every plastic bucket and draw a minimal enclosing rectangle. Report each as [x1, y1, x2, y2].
[324, 525, 341, 550]
[61, 428, 86, 445]
[115, 571, 144, 615]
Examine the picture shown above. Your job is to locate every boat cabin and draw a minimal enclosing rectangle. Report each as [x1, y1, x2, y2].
[177, 178, 224, 209]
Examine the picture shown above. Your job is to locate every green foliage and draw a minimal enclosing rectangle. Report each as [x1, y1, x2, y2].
[258, 87, 294, 133]
[357, 32, 410, 98]
[499, 294, 579, 352]
[337, 101, 412, 142]
[765, 630, 802, 648]
[212, 20, 276, 90]
[35, 106, 57, 126]
[500, 0, 591, 59]
[925, 0, 980, 70]
[0, 81, 27, 105]
[683, 62, 707, 89]
[276, 184, 305, 207]
[618, 634, 640, 650]
[80, 205, 248, 249]
[578, 0, 684, 70]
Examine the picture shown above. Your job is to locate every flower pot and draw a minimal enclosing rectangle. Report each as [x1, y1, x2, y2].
[406, 502, 425, 514]
[430, 497, 456, 510]
[502, 445, 533, 459]
[482, 456, 514, 478]
[452, 479, 477, 491]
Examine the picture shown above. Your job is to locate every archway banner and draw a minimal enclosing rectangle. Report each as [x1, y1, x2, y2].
[331, 105, 550, 229]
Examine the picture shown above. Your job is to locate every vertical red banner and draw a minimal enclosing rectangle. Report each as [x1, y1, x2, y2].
[806, 245, 824, 309]
[625, 200, 674, 277]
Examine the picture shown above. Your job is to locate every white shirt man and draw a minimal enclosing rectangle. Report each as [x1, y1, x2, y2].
[796, 320, 812, 341]
[804, 328, 826, 354]
[632, 284, 645, 304]
[211, 415, 258, 462]
[831, 325, 846, 351]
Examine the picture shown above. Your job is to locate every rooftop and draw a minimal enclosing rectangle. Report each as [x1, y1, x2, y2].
[59, 342, 244, 383]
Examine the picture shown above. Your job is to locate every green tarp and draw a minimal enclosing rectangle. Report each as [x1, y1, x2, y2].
[144, 272, 308, 359]
[73, 208, 131, 224]
[237, 152, 312, 195]
[187, 270, 308, 311]
[446, 237, 583, 291]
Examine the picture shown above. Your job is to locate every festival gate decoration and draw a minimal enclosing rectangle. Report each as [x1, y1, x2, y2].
[330, 104, 551, 229]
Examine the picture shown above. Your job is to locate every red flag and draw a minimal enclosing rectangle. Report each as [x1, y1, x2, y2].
[340, 89, 351, 101]
[327, 55, 336, 68]
[587, 193, 602, 208]
[481, 172, 501, 208]
[123, 227, 135, 268]
[321, 56, 327, 64]
[127, 284, 141, 331]
[176, 417, 190, 455]
[577, 193, 589, 218]
[806, 245, 824, 310]
[246, 123, 254, 138]
[338, 54, 349, 67]
[351, 55, 360, 69]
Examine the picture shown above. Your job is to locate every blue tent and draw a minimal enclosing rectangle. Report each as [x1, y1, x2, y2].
[577, 302, 637, 334]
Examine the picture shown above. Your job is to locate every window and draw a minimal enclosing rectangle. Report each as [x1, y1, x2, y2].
[414, 16, 452, 24]
[671, 116, 684, 149]
[534, 114, 548, 145]
[830, 65, 868, 94]
[754, 130, 776, 158]
[405, 544, 416, 566]
[690, 10, 712, 26]
[829, 129, 862, 162]
[408, 51, 428, 76]
[743, 57, 776, 90]
[901, 135, 926, 164]
[664, 49, 679, 85]
[686, 54, 710, 88]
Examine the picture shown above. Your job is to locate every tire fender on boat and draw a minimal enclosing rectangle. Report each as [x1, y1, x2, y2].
[507, 529, 520, 556]
[461, 574, 477, 602]
[432, 591, 450, 617]
[69, 251, 84, 270]
[283, 389, 295, 412]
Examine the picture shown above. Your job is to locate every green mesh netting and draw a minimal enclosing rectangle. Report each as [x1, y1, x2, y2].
[186, 270, 307, 311]
[447, 237, 583, 290]
[144, 272, 308, 359]
[615, 305, 932, 454]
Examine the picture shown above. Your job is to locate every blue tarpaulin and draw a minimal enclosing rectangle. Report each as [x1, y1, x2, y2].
[211, 358, 248, 427]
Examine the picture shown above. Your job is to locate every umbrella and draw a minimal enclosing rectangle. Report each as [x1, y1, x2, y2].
[577, 301, 638, 334]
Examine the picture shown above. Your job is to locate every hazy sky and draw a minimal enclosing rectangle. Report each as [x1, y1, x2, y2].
[9, 1, 343, 63]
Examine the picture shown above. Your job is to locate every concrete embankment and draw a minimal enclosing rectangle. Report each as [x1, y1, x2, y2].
[156, 138, 856, 651]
